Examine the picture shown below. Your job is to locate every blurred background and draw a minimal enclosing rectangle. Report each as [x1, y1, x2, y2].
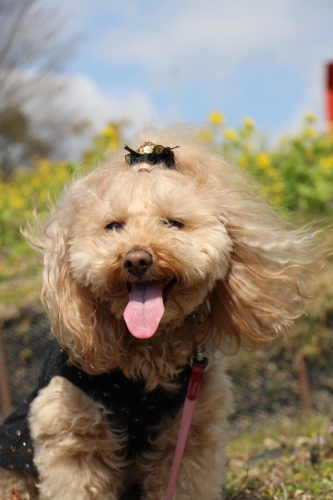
[1, 0, 333, 163]
[0, 0, 333, 486]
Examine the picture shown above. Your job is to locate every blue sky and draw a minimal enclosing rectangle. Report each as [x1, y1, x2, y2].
[47, 0, 333, 141]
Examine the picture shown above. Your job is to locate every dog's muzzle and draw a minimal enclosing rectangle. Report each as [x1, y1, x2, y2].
[122, 251, 176, 340]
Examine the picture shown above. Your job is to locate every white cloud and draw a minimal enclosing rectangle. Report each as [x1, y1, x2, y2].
[59, 74, 157, 157]
[65, 74, 156, 130]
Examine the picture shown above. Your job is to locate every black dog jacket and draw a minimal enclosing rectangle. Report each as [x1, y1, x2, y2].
[0, 342, 191, 475]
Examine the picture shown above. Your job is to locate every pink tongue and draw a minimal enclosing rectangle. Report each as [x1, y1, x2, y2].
[123, 283, 165, 339]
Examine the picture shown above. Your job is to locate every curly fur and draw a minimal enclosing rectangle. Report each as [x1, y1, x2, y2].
[0, 124, 315, 499]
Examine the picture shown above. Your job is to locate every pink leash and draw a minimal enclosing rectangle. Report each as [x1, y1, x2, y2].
[165, 360, 206, 500]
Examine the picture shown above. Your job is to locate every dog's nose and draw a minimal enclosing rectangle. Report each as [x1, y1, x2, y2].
[123, 250, 153, 279]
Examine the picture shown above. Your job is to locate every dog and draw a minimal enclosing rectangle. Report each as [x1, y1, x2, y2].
[0, 125, 314, 500]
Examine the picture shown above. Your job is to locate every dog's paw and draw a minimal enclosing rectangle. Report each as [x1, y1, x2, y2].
[29, 376, 106, 439]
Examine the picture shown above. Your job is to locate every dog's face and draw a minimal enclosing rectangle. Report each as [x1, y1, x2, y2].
[69, 167, 233, 339]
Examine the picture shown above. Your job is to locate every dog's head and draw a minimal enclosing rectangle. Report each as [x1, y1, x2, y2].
[68, 168, 232, 337]
[34, 126, 314, 375]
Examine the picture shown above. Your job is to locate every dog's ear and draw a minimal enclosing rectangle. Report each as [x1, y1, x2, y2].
[206, 215, 313, 353]
[41, 217, 94, 363]
[40, 215, 123, 374]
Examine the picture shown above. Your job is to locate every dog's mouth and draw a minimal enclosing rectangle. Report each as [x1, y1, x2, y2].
[123, 278, 176, 339]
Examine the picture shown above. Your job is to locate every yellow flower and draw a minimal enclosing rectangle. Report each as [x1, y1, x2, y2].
[268, 168, 279, 179]
[208, 111, 224, 126]
[304, 112, 317, 123]
[108, 139, 118, 151]
[37, 158, 52, 175]
[196, 128, 214, 143]
[256, 153, 271, 170]
[320, 155, 333, 170]
[223, 129, 237, 141]
[272, 182, 283, 194]
[303, 126, 317, 138]
[242, 116, 256, 131]
[31, 177, 43, 189]
[102, 125, 117, 139]
[9, 192, 26, 209]
[242, 143, 253, 152]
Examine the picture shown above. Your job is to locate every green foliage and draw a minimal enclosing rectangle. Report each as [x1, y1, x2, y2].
[200, 111, 333, 215]
[3, 113, 332, 259]
[0, 157, 78, 253]
[0, 121, 124, 255]
[82, 122, 125, 168]
[224, 415, 333, 499]
[0, 156, 79, 316]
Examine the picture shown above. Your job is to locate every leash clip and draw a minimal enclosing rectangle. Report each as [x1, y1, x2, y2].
[190, 347, 211, 371]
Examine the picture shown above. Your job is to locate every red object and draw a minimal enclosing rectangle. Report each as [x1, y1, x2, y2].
[165, 362, 205, 500]
[327, 63, 333, 126]
[187, 363, 205, 400]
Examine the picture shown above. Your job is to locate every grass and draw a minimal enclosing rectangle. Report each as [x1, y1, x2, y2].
[0, 249, 43, 319]
[224, 415, 333, 499]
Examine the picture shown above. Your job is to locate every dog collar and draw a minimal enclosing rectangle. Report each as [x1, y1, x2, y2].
[124, 142, 179, 168]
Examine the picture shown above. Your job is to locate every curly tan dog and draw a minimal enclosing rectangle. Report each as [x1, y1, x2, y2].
[0, 125, 314, 500]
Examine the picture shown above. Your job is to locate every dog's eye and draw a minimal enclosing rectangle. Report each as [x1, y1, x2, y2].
[105, 222, 123, 231]
[162, 219, 184, 229]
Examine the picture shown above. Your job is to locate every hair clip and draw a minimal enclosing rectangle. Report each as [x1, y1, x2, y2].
[124, 142, 179, 168]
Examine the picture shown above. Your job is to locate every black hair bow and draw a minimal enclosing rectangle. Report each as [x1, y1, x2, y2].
[124, 143, 178, 168]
